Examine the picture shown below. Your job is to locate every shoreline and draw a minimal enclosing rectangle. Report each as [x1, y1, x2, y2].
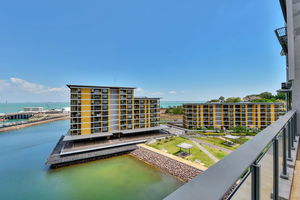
[130, 145, 205, 182]
[46, 136, 205, 182]
[0, 116, 69, 132]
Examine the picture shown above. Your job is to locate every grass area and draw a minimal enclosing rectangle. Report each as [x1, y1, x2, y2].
[231, 132, 257, 136]
[197, 137, 238, 151]
[201, 145, 228, 160]
[160, 108, 182, 123]
[195, 132, 226, 136]
[227, 137, 249, 145]
[148, 137, 215, 167]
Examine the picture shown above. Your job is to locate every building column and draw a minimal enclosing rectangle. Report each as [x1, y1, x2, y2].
[289, 0, 300, 135]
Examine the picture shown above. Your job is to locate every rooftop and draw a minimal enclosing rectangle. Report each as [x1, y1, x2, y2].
[183, 102, 284, 105]
[134, 96, 161, 99]
[67, 84, 136, 89]
[176, 143, 193, 149]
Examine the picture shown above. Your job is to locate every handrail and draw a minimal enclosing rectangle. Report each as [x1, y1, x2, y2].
[164, 110, 296, 200]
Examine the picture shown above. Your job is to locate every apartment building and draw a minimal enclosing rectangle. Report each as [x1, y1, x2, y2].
[183, 102, 285, 129]
[68, 85, 160, 136]
[134, 97, 160, 129]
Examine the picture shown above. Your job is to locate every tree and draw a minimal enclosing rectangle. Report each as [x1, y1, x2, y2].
[219, 96, 225, 102]
[275, 92, 285, 100]
[165, 106, 183, 114]
[252, 98, 274, 103]
[208, 99, 220, 103]
[259, 92, 273, 99]
[243, 94, 260, 102]
[225, 97, 241, 103]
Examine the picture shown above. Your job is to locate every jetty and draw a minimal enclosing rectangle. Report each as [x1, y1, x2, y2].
[0, 112, 34, 120]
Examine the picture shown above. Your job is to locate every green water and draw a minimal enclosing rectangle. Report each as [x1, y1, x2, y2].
[0, 120, 182, 200]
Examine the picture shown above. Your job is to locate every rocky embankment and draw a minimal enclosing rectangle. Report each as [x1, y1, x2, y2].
[130, 147, 202, 182]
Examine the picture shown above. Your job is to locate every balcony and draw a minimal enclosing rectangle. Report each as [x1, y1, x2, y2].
[165, 110, 299, 200]
[275, 27, 288, 55]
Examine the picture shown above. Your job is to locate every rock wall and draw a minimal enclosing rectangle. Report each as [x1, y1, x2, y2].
[130, 147, 202, 182]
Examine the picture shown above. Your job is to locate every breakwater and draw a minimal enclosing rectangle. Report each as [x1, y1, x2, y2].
[0, 116, 68, 132]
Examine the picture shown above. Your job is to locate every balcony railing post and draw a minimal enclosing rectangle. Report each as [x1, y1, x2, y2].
[251, 163, 260, 200]
[294, 114, 296, 137]
[280, 127, 289, 179]
[291, 116, 295, 150]
[287, 120, 293, 161]
[273, 137, 279, 200]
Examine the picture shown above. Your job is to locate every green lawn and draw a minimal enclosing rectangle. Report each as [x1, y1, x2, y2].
[227, 137, 249, 145]
[196, 132, 226, 136]
[197, 137, 238, 150]
[148, 137, 215, 167]
[202, 145, 228, 160]
[231, 132, 257, 136]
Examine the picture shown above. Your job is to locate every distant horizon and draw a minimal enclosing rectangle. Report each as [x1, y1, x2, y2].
[0, 100, 205, 104]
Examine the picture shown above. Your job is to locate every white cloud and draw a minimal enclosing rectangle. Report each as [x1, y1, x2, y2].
[150, 91, 164, 96]
[135, 87, 145, 95]
[0, 80, 11, 90]
[9, 77, 67, 94]
[0, 77, 68, 102]
[134, 87, 163, 97]
[168, 90, 177, 94]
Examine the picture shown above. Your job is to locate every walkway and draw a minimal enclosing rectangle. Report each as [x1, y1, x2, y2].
[291, 141, 300, 199]
[190, 139, 219, 162]
[196, 138, 233, 154]
[138, 144, 207, 171]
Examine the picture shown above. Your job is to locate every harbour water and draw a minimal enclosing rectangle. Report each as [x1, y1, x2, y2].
[0, 102, 69, 113]
[0, 120, 182, 200]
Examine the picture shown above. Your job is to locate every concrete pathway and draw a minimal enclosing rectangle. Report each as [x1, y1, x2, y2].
[195, 138, 233, 154]
[191, 140, 219, 163]
[291, 141, 300, 200]
[137, 144, 207, 171]
[291, 160, 300, 199]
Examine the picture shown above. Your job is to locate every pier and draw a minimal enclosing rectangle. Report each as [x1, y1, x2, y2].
[46, 131, 171, 168]
[0, 112, 34, 120]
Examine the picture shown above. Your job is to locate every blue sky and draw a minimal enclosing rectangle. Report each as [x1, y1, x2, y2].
[0, 0, 285, 102]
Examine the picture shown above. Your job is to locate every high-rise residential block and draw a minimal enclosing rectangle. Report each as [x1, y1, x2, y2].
[183, 102, 285, 129]
[68, 85, 160, 137]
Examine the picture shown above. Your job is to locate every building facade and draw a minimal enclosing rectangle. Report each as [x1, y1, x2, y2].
[183, 102, 285, 129]
[68, 85, 160, 136]
[134, 97, 160, 129]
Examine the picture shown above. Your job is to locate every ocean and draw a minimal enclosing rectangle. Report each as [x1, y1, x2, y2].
[0, 101, 203, 113]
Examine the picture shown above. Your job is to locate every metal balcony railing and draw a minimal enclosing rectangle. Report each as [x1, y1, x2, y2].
[275, 27, 288, 55]
[164, 110, 298, 200]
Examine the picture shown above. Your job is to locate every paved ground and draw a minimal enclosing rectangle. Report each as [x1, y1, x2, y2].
[164, 126, 185, 136]
[138, 144, 207, 171]
[190, 139, 219, 162]
[291, 141, 300, 199]
[195, 138, 233, 154]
